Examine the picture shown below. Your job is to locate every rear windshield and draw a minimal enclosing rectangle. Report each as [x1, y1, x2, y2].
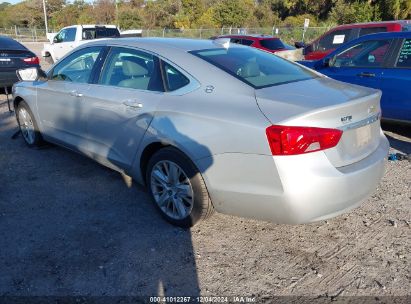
[0, 36, 26, 50]
[190, 47, 316, 89]
[82, 27, 120, 40]
[259, 38, 285, 50]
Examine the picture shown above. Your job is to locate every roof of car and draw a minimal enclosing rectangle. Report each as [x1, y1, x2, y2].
[355, 31, 411, 40]
[88, 37, 240, 52]
[335, 20, 411, 28]
[217, 34, 278, 39]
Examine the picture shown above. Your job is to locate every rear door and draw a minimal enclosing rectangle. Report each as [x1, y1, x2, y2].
[378, 38, 411, 121]
[81, 46, 165, 171]
[324, 38, 394, 90]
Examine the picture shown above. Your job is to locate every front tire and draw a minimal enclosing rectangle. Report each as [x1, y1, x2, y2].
[16, 101, 43, 147]
[146, 147, 214, 227]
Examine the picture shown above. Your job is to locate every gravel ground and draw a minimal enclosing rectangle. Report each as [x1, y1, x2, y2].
[0, 43, 409, 301]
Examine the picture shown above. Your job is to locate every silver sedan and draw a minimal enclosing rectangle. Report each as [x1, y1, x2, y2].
[13, 38, 389, 227]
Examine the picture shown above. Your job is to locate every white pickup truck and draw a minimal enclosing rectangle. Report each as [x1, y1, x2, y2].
[42, 25, 120, 63]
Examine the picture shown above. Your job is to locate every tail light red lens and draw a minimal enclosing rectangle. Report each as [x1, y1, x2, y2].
[22, 56, 40, 65]
[266, 125, 343, 155]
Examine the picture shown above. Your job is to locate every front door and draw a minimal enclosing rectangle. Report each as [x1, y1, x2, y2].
[53, 27, 77, 61]
[323, 38, 393, 90]
[36, 46, 105, 151]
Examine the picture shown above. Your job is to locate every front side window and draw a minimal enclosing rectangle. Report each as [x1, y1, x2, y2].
[162, 62, 190, 91]
[99, 47, 163, 91]
[318, 29, 352, 51]
[54, 28, 76, 43]
[395, 38, 411, 68]
[191, 47, 316, 89]
[332, 39, 391, 68]
[51, 46, 103, 83]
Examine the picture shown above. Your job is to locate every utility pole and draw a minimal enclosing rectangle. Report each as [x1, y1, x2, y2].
[115, 0, 119, 28]
[42, 0, 48, 33]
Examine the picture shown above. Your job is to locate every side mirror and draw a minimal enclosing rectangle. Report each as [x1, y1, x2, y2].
[53, 36, 60, 44]
[294, 41, 306, 49]
[17, 67, 47, 82]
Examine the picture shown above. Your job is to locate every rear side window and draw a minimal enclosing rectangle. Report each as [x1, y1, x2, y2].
[259, 39, 285, 50]
[54, 28, 76, 43]
[191, 47, 315, 89]
[162, 62, 190, 91]
[396, 38, 411, 68]
[83, 28, 120, 40]
[359, 27, 387, 37]
[318, 29, 352, 51]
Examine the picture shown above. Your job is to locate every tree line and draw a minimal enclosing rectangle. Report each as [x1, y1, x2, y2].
[0, 0, 410, 31]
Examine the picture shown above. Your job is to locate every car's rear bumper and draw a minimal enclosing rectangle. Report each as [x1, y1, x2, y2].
[197, 132, 389, 224]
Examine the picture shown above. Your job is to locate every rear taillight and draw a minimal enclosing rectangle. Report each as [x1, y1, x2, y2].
[266, 125, 343, 155]
[22, 56, 40, 65]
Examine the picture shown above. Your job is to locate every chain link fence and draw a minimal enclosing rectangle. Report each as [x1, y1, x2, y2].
[143, 27, 331, 44]
[1, 26, 331, 44]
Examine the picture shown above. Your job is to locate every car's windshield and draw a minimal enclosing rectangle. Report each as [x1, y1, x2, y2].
[259, 38, 285, 50]
[190, 47, 316, 88]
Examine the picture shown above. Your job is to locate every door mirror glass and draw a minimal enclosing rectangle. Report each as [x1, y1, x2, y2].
[17, 67, 47, 82]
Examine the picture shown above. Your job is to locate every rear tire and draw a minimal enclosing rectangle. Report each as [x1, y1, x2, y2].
[146, 147, 214, 227]
[16, 101, 43, 147]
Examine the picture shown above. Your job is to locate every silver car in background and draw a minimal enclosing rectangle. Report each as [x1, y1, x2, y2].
[13, 38, 389, 227]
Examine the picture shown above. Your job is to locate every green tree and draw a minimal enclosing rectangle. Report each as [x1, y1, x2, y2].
[330, 0, 381, 24]
[378, 0, 411, 20]
[118, 6, 144, 29]
[213, 0, 255, 27]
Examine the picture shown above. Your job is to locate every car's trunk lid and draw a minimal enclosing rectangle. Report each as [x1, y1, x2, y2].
[0, 49, 31, 68]
[255, 77, 382, 167]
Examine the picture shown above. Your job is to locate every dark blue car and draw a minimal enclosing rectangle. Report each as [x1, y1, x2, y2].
[298, 31, 411, 123]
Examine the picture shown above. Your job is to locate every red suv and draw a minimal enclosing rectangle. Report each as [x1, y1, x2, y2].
[213, 35, 294, 53]
[301, 20, 411, 60]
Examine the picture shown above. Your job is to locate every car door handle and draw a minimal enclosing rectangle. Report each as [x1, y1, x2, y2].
[69, 90, 83, 97]
[122, 100, 143, 109]
[357, 72, 375, 78]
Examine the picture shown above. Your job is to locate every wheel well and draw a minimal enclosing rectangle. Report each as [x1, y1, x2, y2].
[140, 142, 169, 184]
[13, 96, 24, 110]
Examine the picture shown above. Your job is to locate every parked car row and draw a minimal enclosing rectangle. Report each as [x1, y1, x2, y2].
[12, 37, 389, 227]
[2, 21, 409, 227]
